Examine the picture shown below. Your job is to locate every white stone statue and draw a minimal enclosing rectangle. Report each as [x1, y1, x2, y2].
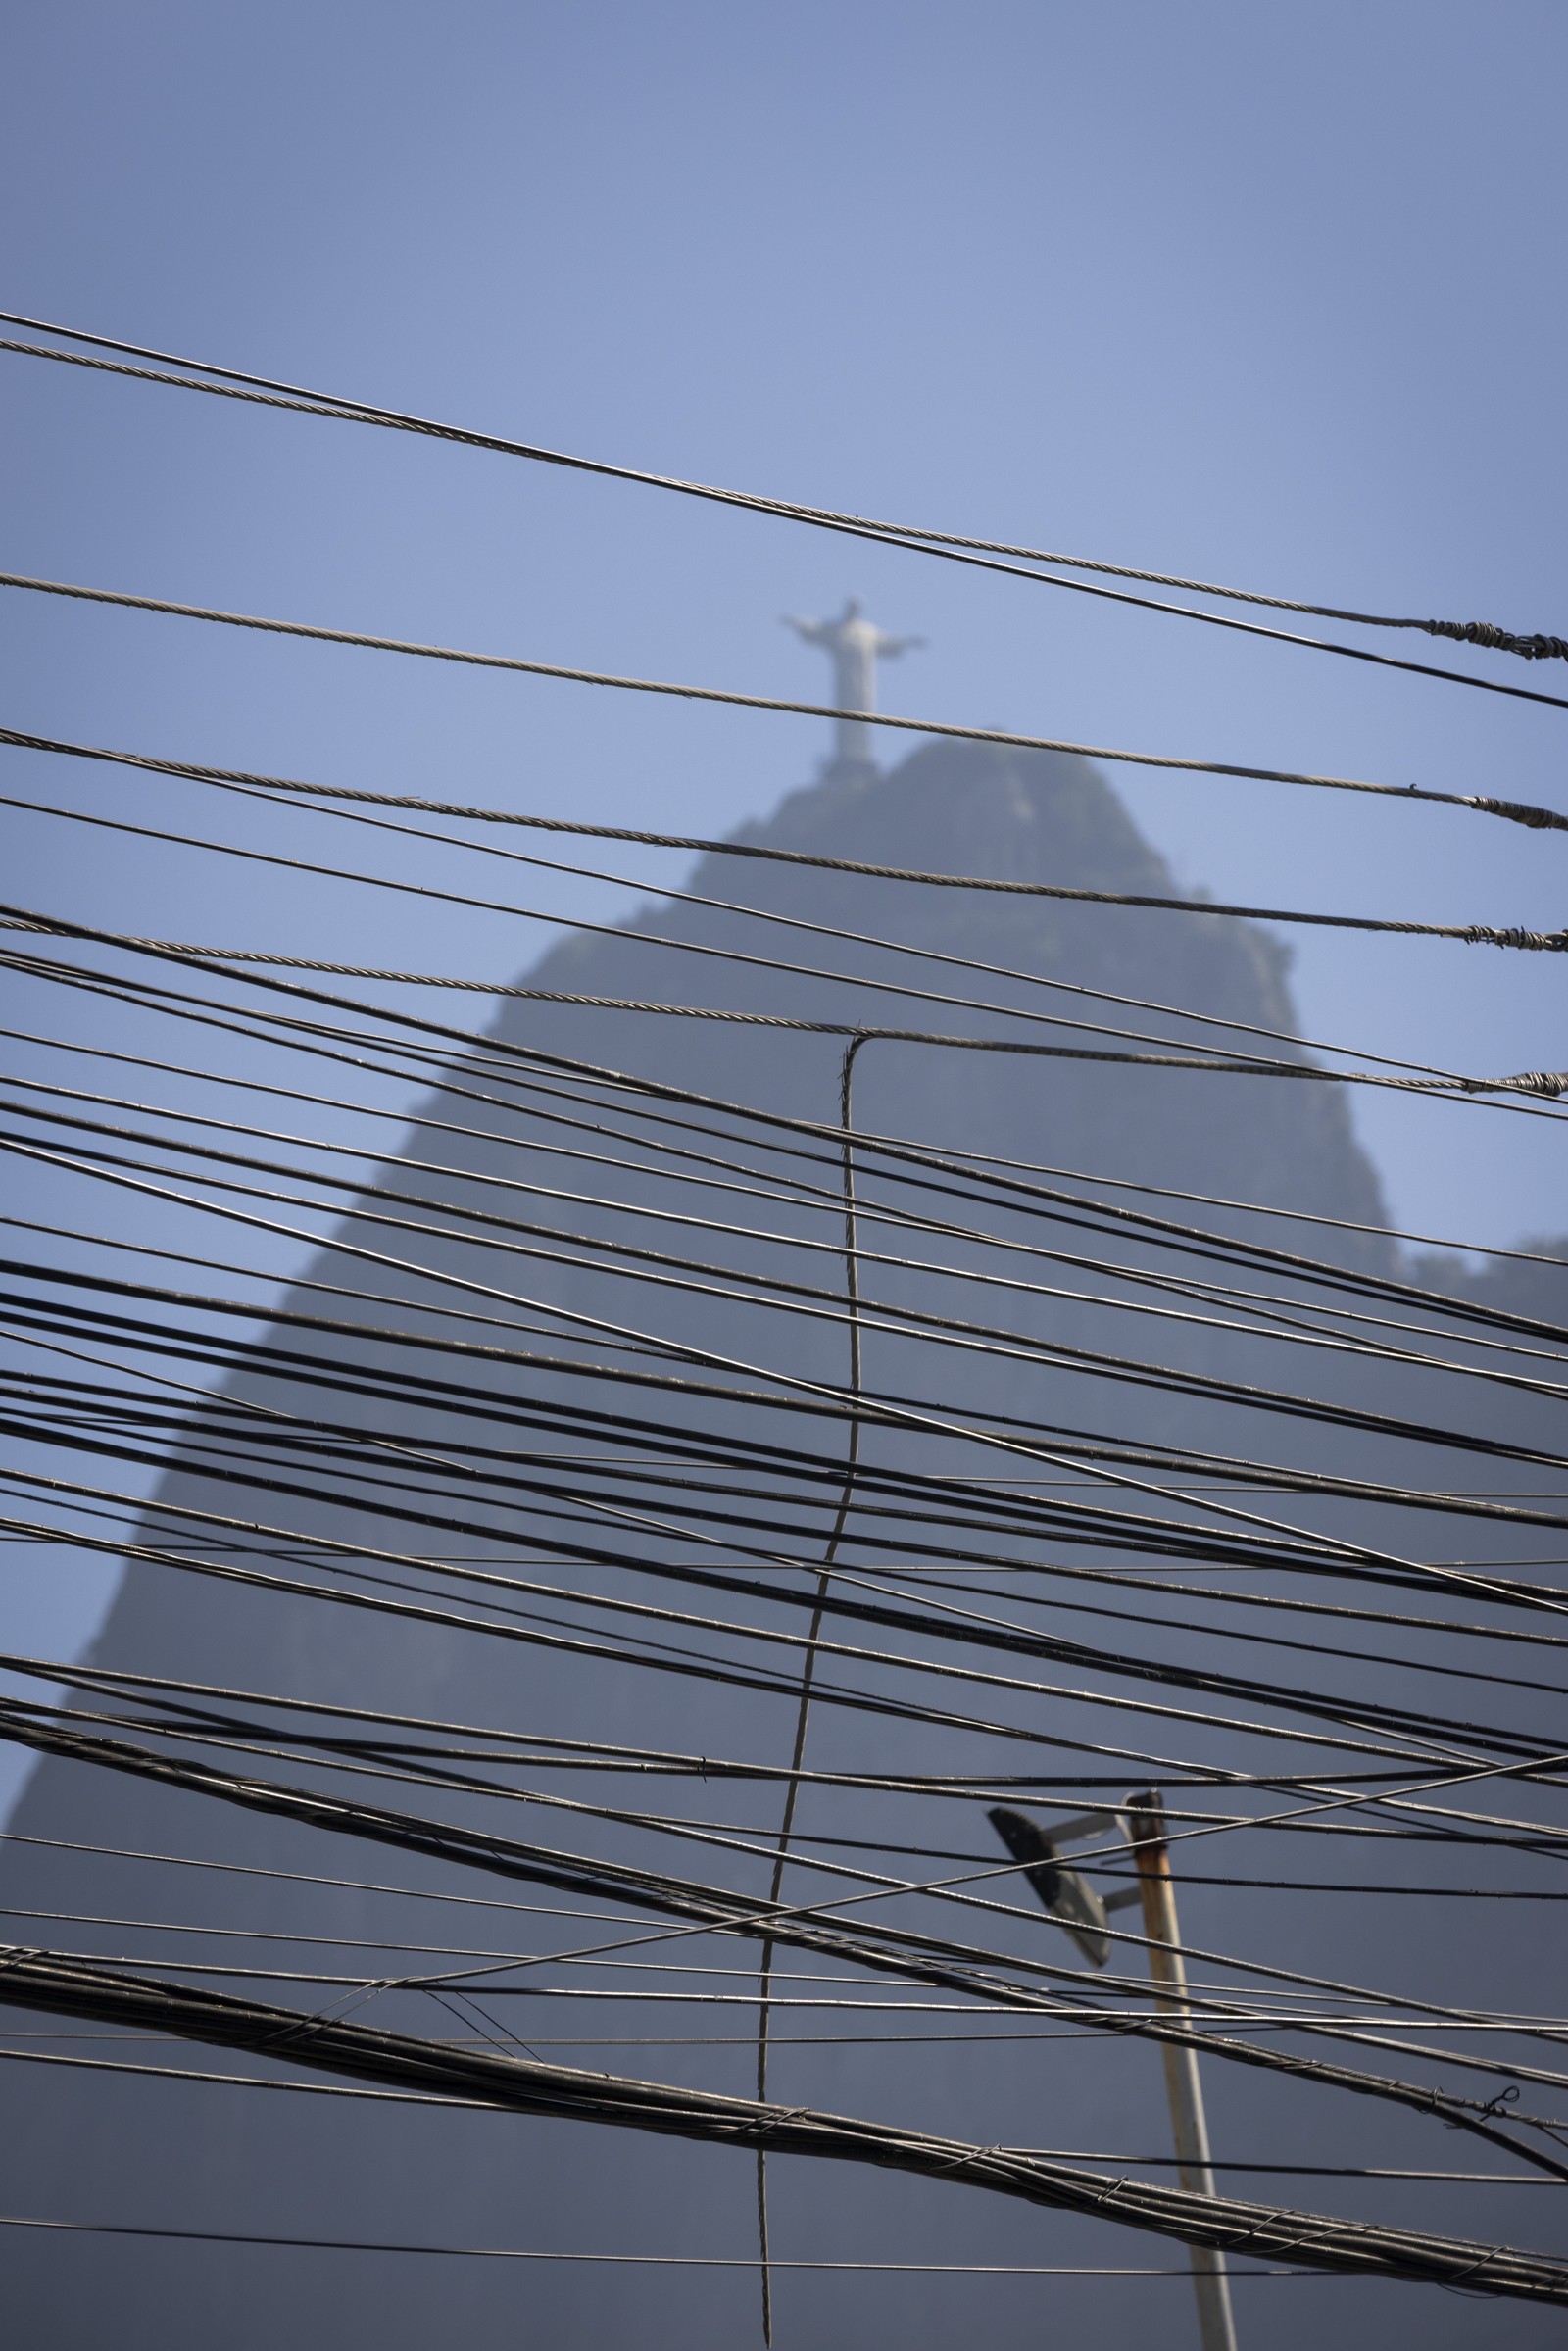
[784, 598, 923, 767]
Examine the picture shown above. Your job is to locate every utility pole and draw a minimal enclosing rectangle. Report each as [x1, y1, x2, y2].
[1123, 1789, 1239, 2351]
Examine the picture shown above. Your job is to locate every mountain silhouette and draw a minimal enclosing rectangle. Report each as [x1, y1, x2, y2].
[3, 740, 1562, 2350]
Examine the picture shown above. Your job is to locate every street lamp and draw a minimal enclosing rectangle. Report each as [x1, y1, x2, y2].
[986, 1805, 1119, 1968]
[987, 1795, 1239, 2351]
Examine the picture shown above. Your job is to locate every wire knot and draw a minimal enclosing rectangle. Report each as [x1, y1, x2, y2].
[1426, 618, 1568, 661]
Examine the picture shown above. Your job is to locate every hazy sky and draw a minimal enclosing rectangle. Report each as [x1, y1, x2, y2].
[1, 1, 1565, 1706]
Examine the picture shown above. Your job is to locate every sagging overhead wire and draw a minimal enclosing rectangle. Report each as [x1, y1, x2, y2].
[0, 1952, 1563, 2301]
[8, 942, 1565, 1368]
[5, 1033, 1566, 1403]
[6, 361, 1568, 2326]
[16, 1249, 1568, 1602]
[12, 1067, 1568, 1407]
[9, 916, 1568, 1132]
[6, 568, 1568, 815]
[6, 722, 1568, 946]
[0, 1702, 1562, 2185]
[3, 312, 1566, 693]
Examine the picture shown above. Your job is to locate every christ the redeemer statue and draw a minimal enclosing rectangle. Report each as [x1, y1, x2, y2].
[785, 598, 923, 769]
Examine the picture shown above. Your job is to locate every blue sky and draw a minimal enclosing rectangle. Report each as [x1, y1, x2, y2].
[1, 0, 1565, 1710]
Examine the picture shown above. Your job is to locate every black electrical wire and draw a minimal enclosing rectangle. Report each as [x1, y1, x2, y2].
[14, 1363, 1568, 1765]
[14, 1255, 1568, 1617]
[12, 725, 1567, 978]
[17, 1101, 1568, 1534]
[5, 314, 1566, 701]
[15, 1079, 1565, 1432]
[1, 1944, 1565, 2277]
[26, 786, 1566, 1108]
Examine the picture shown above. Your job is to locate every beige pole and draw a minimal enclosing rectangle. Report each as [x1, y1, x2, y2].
[1122, 1789, 1239, 2351]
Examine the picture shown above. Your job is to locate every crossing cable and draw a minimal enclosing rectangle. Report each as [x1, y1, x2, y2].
[11, 1066, 1568, 1393]
[21, 1486, 1568, 1889]
[13, 1497, 1433, 1789]
[11, 755, 1564, 1112]
[16, 1080, 1568, 1417]
[4, 313, 1565, 694]
[20, 1059, 1568, 1389]
[15, 1658, 1568, 2052]
[22, 1394, 1568, 1703]
[15, 1512, 1568, 1983]
[8, 571, 1568, 834]
[18, 786, 1568, 1110]
[32, 1354, 1568, 1661]
[15, 1312, 1568, 1730]
[24, 953, 1561, 1273]
[12, 1636, 1568, 2002]
[9, 937, 1567, 1136]
[18, 1212, 1568, 1617]
[8, 726, 1568, 959]
[1, 1956, 1563, 2301]
[27, 1308, 1568, 1683]
[22, 1511, 1568, 1943]
[8, 1463, 1504, 1779]
[19, 1170, 1568, 1625]
[16, 1255, 1568, 1592]
[13, 931, 1567, 1107]
[3, 1889, 1568, 2237]
[11, 1466, 1551, 1785]
[1, 1644, 1553, 1865]
[17, 1251, 1568, 1602]
[9, 971, 1567, 1376]
[68, 756, 1568, 1028]
[12, 931, 1567, 1329]
[756, 1037, 862, 2339]
[0, 1694, 1555, 2095]
[11, 815, 1523, 1100]
[18, 1112, 1568, 1528]
[12, 935, 1568, 1165]
[6, 1626, 1564, 1916]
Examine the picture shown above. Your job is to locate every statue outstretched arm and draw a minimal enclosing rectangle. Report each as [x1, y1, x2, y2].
[783, 614, 832, 647]
[873, 631, 925, 661]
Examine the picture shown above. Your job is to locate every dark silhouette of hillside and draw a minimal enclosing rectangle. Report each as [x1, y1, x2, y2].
[2, 741, 1562, 2349]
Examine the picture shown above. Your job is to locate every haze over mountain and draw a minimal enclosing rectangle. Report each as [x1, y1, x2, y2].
[3, 740, 1563, 2349]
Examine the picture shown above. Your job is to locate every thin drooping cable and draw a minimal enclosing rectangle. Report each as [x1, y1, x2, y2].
[31, 953, 1558, 1272]
[10, 1584, 1568, 2067]
[20, 1051, 1568, 1385]
[16, 1068, 1567, 1414]
[20, 1105, 1568, 1544]
[10, 934, 1567, 1143]
[756, 1037, 864, 2339]
[4, 315, 1566, 691]
[8, 960, 1567, 1376]
[0, 2208, 1332, 2276]
[0, 1951, 1565, 2295]
[14, 728, 1568, 1109]
[8, 725, 1568, 955]
[8, 571, 1568, 822]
